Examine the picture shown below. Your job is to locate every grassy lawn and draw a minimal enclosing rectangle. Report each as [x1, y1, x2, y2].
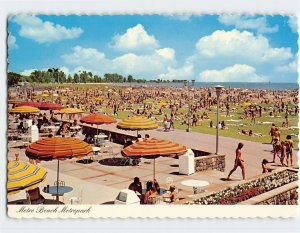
[24, 83, 299, 148]
[95, 103, 298, 148]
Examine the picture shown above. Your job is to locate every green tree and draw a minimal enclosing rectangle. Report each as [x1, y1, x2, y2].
[8, 72, 21, 86]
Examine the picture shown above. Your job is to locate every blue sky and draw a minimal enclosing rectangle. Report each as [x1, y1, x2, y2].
[7, 14, 298, 82]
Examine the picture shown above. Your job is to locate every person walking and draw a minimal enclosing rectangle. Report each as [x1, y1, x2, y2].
[227, 142, 246, 180]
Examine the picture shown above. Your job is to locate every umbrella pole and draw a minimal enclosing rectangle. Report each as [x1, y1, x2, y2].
[137, 130, 138, 137]
[153, 158, 156, 181]
[56, 160, 59, 203]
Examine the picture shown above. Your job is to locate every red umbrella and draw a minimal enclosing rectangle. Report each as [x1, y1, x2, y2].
[122, 138, 187, 180]
[16, 101, 41, 108]
[39, 102, 64, 110]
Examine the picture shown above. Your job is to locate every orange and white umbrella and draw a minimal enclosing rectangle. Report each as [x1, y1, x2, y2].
[80, 113, 116, 135]
[122, 138, 187, 180]
[26, 137, 92, 202]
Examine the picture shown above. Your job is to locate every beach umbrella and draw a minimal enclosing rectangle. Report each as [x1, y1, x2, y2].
[80, 113, 116, 135]
[16, 101, 41, 108]
[159, 101, 168, 107]
[9, 106, 40, 114]
[7, 161, 47, 195]
[243, 102, 251, 107]
[122, 138, 187, 180]
[56, 107, 85, 122]
[94, 97, 103, 101]
[39, 102, 64, 110]
[117, 116, 158, 136]
[25, 137, 92, 202]
[41, 93, 49, 97]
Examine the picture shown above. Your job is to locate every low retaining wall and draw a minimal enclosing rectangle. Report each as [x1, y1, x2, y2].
[185, 168, 298, 205]
[193, 150, 226, 172]
[239, 181, 298, 205]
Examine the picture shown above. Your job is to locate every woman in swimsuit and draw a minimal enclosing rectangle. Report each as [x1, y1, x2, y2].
[227, 142, 246, 180]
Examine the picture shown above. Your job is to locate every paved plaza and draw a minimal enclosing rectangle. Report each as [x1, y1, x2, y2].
[7, 121, 298, 205]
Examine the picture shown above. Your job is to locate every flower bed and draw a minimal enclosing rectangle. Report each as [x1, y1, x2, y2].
[191, 169, 298, 205]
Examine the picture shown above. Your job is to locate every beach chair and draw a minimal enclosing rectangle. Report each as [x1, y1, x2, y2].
[69, 190, 83, 204]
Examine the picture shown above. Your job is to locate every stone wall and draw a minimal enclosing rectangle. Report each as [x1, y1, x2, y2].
[184, 168, 298, 205]
[194, 153, 226, 172]
[257, 187, 298, 205]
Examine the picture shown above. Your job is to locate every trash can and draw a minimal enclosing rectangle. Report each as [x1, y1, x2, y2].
[179, 149, 195, 175]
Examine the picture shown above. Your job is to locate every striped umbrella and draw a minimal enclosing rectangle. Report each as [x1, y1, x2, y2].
[39, 102, 64, 110]
[9, 106, 40, 114]
[56, 107, 85, 122]
[7, 161, 47, 194]
[122, 138, 187, 180]
[117, 116, 158, 136]
[26, 137, 92, 202]
[56, 107, 84, 114]
[16, 101, 41, 108]
[80, 113, 116, 135]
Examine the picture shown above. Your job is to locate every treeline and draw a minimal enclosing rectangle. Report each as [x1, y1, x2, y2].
[7, 69, 186, 87]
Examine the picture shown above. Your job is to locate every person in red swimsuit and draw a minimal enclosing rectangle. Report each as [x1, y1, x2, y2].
[227, 142, 246, 180]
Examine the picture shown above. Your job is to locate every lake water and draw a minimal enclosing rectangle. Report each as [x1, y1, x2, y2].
[118, 82, 299, 90]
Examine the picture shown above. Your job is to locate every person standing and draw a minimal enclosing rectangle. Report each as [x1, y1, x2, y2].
[285, 135, 294, 167]
[227, 143, 246, 180]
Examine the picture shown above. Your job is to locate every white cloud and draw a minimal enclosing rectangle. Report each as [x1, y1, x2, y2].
[61, 45, 175, 78]
[276, 60, 298, 73]
[110, 24, 159, 53]
[198, 64, 268, 82]
[218, 15, 278, 34]
[12, 15, 83, 43]
[158, 63, 194, 80]
[61, 46, 105, 66]
[8, 32, 18, 49]
[288, 16, 298, 33]
[155, 48, 175, 60]
[20, 69, 37, 76]
[195, 29, 293, 63]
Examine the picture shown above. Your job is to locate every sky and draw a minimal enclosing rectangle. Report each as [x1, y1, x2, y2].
[7, 14, 299, 83]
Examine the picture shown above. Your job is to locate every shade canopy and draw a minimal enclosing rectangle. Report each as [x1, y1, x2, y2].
[16, 101, 41, 108]
[122, 138, 187, 159]
[80, 113, 116, 125]
[7, 161, 47, 194]
[26, 137, 93, 161]
[9, 106, 40, 114]
[243, 102, 251, 107]
[117, 116, 158, 131]
[56, 108, 84, 114]
[159, 101, 168, 106]
[39, 102, 64, 110]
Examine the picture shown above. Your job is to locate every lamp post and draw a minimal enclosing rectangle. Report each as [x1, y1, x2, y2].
[214, 85, 224, 154]
[184, 79, 195, 132]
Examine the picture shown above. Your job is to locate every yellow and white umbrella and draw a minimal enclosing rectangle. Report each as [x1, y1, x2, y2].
[7, 161, 47, 194]
[9, 106, 40, 114]
[117, 116, 158, 136]
[56, 107, 84, 114]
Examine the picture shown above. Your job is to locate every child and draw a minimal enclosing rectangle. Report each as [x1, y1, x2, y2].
[262, 159, 272, 173]
[280, 141, 287, 167]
